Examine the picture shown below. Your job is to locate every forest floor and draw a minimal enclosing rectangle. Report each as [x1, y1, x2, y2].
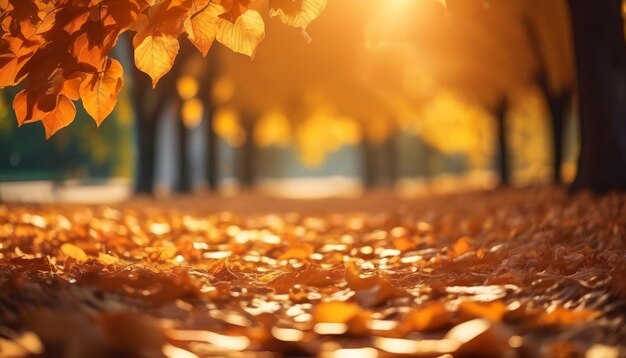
[0, 187, 625, 357]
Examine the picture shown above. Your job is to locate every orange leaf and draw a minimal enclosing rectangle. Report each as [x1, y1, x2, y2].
[133, 33, 180, 87]
[41, 95, 76, 139]
[60, 75, 82, 101]
[61, 243, 89, 263]
[13, 90, 46, 125]
[80, 58, 124, 125]
[277, 243, 313, 260]
[0, 36, 38, 88]
[216, 0, 251, 23]
[216, 9, 264, 57]
[345, 261, 405, 307]
[409, 301, 452, 331]
[313, 301, 361, 323]
[185, 1, 223, 56]
[535, 306, 599, 327]
[269, 0, 327, 29]
[457, 300, 508, 322]
[450, 236, 474, 257]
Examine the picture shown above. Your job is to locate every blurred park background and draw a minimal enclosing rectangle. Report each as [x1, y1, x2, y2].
[0, 0, 591, 202]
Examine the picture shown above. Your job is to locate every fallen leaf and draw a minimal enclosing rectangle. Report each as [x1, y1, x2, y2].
[61, 243, 89, 263]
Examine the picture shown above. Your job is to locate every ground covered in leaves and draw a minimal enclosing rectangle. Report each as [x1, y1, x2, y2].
[0, 188, 625, 357]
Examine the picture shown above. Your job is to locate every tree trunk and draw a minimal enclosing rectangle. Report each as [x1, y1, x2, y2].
[567, 0, 626, 191]
[206, 110, 219, 190]
[360, 123, 376, 188]
[133, 68, 159, 195]
[384, 133, 397, 187]
[177, 100, 191, 193]
[202, 51, 219, 191]
[546, 91, 570, 184]
[238, 119, 255, 190]
[523, 15, 572, 185]
[494, 99, 510, 186]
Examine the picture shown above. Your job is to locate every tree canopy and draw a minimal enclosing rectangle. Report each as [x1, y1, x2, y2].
[0, 0, 327, 138]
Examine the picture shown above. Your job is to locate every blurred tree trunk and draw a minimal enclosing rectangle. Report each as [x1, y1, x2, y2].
[546, 91, 570, 184]
[384, 133, 397, 187]
[203, 51, 219, 191]
[238, 116, 255, 190]
[494, 99, 510, 186]
[177, 101, 190, 193]
[362, 140, 392, 187]
[133, 68, 160, 195]
[361, 139, 376, 188]
[524, 17, 572, 185]
[206, 111, 218, 190]
[567, 0, 626, 191]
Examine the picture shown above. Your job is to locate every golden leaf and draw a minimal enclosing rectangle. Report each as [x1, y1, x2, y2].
[133, 33, 180, 87]
[450, 236, 474, 257]
[185, 2, 223, 56]
[80, 58, 124, 126]
[535, 306, 599, 327]
[181, 98, 204, 129]
[98, 252, 120, 265]
[313, 301, 361, 323]
[216, 9, 265, 58]
[458, 300, 508, 322]
[61, 243, 88, 263]
[41, 95, 76, 139]
[269, 0, 327, 29]
[410, 302, 452, 331]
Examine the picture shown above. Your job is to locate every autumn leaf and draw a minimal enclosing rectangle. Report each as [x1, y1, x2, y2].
[405, 301, 452, 332]
[13, 90, 43, 126]
[133, 33, 180, 87]
[269, 0, 327, 29]
[80, 58, 124, 125]
[313, 301, 361, 324]
[313, 301, 371, 336]
[106, 0, 144, 30]
[41, 95, 76, 139]
[216, 9, 265, 57]
[344, 261, 405, 307]
[185, 1, 224, 56]
[98, 252, 120, 265]
[0, 0, 316, 136]
[277, 243, 313, 260]
[0, 37, 39, 88]
[534, 306, 599, 327]
[61, 243, 89, 263]
[216, 0, 251, 23]
[449, 236, 474, 257]
[457, 300, 508, 322]
[72, 18, 120, 71]
[131, 0, 192, 85]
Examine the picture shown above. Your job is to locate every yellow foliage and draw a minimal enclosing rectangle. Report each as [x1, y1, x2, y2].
[79, 58, 124, 126]
[61, 243, 88, 263]
[296, 110, 363, 167]
[269, 0, 328, 30]
[213, 107, 245, 147]
[508, 91, 551, 185]
[182, 98, 204, 129]
[176, 76, 199, 100]
[216, 10, 265, 58]
[365, 118, 392, 144]
[254, 110, 292, 148]
[416, 92, 494, 168]
[334, 116, 363, 146]
[212, 77, 236, 104]
[184, 2, 222, 56]
[133, 34, 180, 88]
